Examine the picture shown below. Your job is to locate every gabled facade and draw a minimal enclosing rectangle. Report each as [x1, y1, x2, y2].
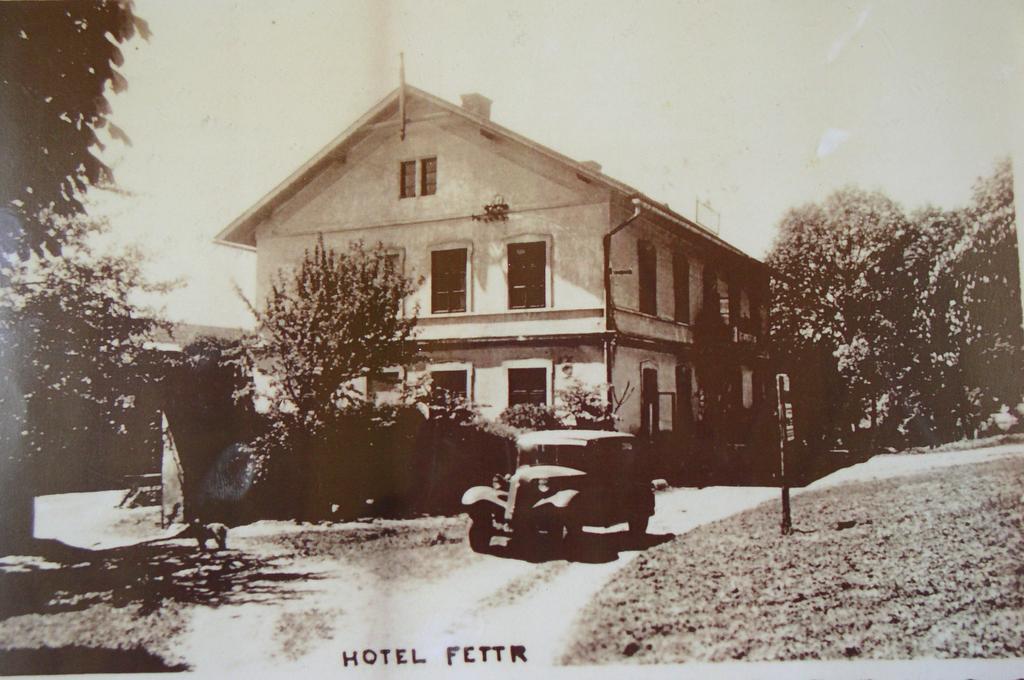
[217, 85, 772, 475]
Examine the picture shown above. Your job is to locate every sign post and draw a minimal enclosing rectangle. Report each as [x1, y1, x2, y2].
[776, 373, 795, 535]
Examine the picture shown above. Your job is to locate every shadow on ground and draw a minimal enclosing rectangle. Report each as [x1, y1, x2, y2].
[0, 538, 320, 621]
[0, 646, 189, 675]
[479, 530, 676, 564]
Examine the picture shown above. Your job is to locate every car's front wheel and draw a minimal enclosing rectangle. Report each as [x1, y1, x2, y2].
[468, 514, 495, 552]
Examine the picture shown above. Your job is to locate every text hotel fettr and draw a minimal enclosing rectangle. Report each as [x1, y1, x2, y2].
[341, 645, 528, 667]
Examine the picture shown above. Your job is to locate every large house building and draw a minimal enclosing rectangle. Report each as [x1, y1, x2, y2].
[216, 85, 773, 474]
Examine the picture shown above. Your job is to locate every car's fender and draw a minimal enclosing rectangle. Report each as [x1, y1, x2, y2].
[461, 486, 508, 510]
[532, 488, 579, 510]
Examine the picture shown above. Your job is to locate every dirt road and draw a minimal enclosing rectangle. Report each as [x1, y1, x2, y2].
[140, 485, 773, 673]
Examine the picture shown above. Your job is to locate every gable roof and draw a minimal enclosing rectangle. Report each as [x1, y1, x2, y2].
[214, 84, 754, 261]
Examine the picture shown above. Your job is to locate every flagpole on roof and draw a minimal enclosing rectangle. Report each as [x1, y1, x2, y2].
[399, 52, 406, 141]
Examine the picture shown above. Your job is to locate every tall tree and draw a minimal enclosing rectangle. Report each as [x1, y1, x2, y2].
[0, 218, 170, 550]
[767, 188, 912, 443]
[769, 160, 1021, 450]
[900, 206, 973, 442]
[957, 159, 1022, 421]
[243, 236, 419, 433]
[237, 237, 420, 519]
[0, 0, 149, 259]
[897, 161, 1021, 441]
[0, 1, 152, 551]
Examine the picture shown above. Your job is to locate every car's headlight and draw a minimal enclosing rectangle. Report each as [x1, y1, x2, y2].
[537, 479, 550, 493]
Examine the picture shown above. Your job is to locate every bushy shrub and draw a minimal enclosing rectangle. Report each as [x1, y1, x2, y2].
[244, 399, 427, 521]
[414, 397, 519, 515]
[500, 402, 563, 430]
[468, 415, 521, 442]
[980, 403, 1024, 435]
[427, 388, 480, 426]
[414, 419, 518, 514]
[557, 379, 615, 430]
[246, 384, 527, 520]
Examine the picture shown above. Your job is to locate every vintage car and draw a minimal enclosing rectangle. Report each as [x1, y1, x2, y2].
[461, 430, 655, 552]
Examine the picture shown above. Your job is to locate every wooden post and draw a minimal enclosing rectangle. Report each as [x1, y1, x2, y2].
[781, 485, 792, 535]
[776, 373, 794, 536]
[780, 418, 792, 535]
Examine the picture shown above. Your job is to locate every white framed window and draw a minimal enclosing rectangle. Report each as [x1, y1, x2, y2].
[502, 358, 553, 408]
[508, 368, 547, 405]
[503, 234, 553, 310]
[508, 242, 545, 309]
[428, 361, 474, 401]
[429, 241, 473, 314]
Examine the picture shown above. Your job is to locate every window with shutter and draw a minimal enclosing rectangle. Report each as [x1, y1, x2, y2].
[399, 161, 416, 198]
[718, 275, 731, 325]
[431, 369, 468, 399]
[508, 367, 547, 405]
[638, 240, 657, 315]
[431, 248, 467, 313]
[673, 252, 690, 323]
[508, 241, 546, 309]
[420, 157, 437, 195]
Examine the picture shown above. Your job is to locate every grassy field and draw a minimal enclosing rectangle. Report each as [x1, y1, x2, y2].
[563, 455, 1024, 664]
[903, 432, 1024, 454]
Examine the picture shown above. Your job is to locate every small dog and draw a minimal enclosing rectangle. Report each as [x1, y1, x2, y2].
[187, 519, 229, 551]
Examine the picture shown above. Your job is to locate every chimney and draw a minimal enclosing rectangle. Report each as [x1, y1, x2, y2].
[581, 160, 602, 174]
[460, 93, 492, 120]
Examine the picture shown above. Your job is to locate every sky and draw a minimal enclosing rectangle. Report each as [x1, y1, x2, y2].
[89, 0, 1024, 328]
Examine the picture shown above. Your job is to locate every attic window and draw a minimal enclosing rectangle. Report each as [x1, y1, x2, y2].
[421, 157, 437, 195]
[400, 161, 416, 198]
[399, 157, 437, 198]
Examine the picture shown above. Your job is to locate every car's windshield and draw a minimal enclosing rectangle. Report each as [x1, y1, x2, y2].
[519, 437, 636, 470]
